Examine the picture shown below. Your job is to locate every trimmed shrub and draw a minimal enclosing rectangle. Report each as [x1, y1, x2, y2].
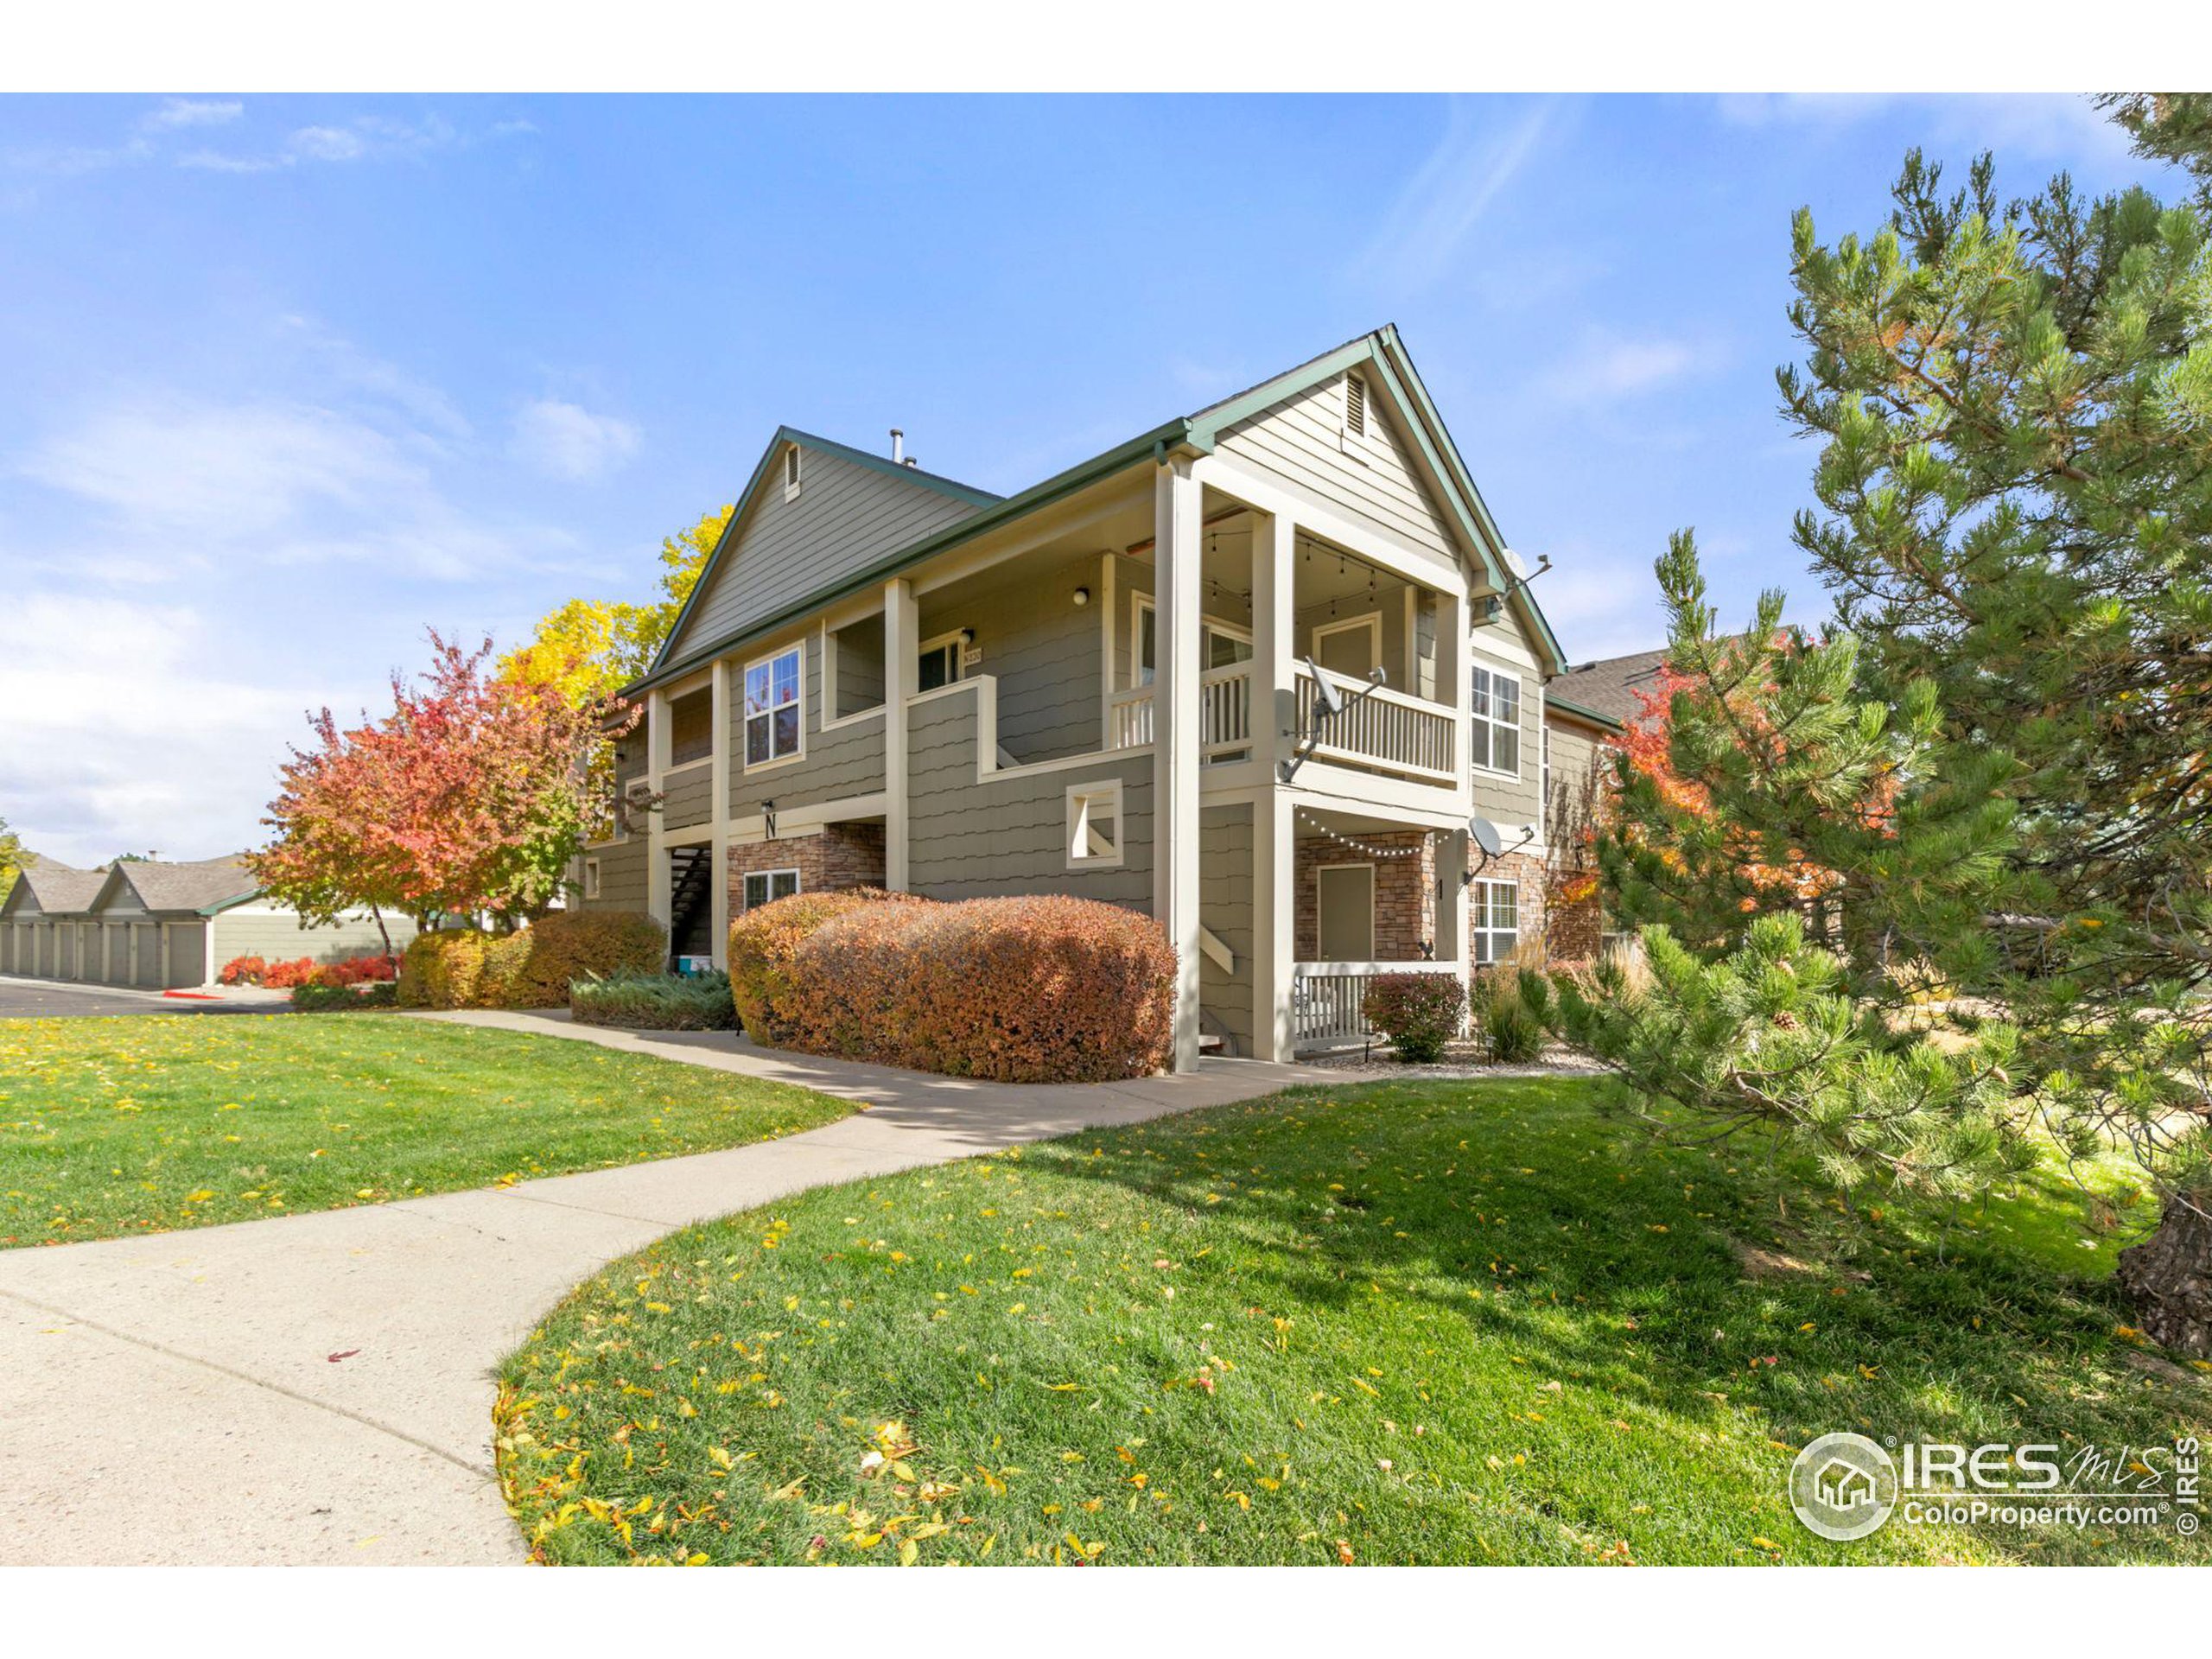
[291, 980, 398, 1013]
[396, 930, 491, 1008]
[310, 953, 398, 988]
[1362, 972, 1467, 1062]
[727, 891, 912, 1046]
[397, 912, 667, 1010]
[572, 969, 738, 1031]
[738, 893, 1176, 1083]
[1472, 965, 1553, 1064]
[218, 955, 265, 987]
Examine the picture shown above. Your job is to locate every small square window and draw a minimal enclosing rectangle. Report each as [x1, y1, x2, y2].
[1066, 781, 1124, 868]
[583, 858, 602, 900]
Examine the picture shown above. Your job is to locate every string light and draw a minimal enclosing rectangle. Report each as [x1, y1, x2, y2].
[1295, 809, 1436, 860]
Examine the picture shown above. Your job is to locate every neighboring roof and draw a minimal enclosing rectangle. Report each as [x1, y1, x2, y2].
[1, 860, 105, 918]
[1548, 646, 1671, 730]
[100, 855, 259, 916]
[628, 326, 1571, 696]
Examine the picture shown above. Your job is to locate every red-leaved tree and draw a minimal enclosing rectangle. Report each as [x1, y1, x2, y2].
[252, 632, 635, 940]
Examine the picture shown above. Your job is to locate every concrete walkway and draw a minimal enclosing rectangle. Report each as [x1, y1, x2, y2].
[0, 1011, 1308, 1566]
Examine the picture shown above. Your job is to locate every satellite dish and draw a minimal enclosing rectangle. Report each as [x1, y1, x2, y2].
[1469, 816, 1503, 858]
[1304, 656, 1344, 719]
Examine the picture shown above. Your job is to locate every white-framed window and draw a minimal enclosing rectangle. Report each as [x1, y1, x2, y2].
[1313, 612, 1383, 680]
[1471, 878, 1520, 965]
[918, 631, 966, 693]
[783, 443, 802, 500]
[741, 868, 801, 912]
[743, 643, 804, 767]
[583, 858, 602, 900]
[1471, 664, 1522, 775]
[1131, 592, 1157, 687]
[1065, 779, 1124, 868]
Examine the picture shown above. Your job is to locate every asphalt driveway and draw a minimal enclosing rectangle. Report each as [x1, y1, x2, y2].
[0, 979, 286, 1019]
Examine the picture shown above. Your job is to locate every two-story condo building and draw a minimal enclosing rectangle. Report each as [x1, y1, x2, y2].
[585, 327, 1575, 1069]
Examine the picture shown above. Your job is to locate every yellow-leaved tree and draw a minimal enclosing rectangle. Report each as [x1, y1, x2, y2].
[501, 503, 734, 840]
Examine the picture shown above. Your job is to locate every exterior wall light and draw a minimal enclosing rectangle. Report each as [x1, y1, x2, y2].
[1072, 586, 1091, 607]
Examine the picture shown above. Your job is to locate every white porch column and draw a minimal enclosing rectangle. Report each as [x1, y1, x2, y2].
[645, 686, 671, 931]
[1251, 505, 1300, 1062]
[709, 657, 732, 966]
[883, 577, 918, 892]
[1154, 459, 1204, 1072]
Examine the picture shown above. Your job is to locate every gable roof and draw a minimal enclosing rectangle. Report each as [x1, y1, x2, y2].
[650, 426, 1001, 676]
[1, 860, 105, 919]
[95, 855, 259, 916]
[1549, 645, 1670, 730]
[628, 327, 1571, 695]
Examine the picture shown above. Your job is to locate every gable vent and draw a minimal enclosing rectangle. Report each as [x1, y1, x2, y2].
[783, 443, 802, 499]
[1344, 372, 1368, 437]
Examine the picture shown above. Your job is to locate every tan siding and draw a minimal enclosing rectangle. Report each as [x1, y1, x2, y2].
[665, 447, 982, 664]
[582, 841, 650, 913]
[906, 689, 1153, 907]
[1199, 804, 1255, 1055]
[730, 639, 887, 819]
[918, 547, 1103, 764]
[1217, 374, 1455, 562]
[211, 911, 417, 968]
[661, 763, 714, 831]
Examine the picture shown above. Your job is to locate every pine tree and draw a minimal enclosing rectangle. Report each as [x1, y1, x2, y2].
[1566, 96, 2212, 1351]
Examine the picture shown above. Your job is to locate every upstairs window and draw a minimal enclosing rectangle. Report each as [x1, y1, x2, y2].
[744, 644, 803, 766]
[668, 687, 714, 767]
[1471, 664, 1522, 775]
[918, 632, 965, 693]
[783, 443, 803, 500]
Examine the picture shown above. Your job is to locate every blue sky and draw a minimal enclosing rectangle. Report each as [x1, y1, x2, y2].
[0, 92, 2173, 865]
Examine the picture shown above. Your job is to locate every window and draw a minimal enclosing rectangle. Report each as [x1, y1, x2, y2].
[1065, 780, 1123, 868]
[1313, 613, 1382, 680]
[668, 686, 713, 766]
[1132, 593, 1157, 686]
[783, 443, 802, 500]
[741, 868, 801, 912]
[1344, 372, 1368, 437]
[1471, 878, 1520, 965]
[744, 644, 803, 766]
[1204, 621, 1254, 670]
[918, 632, 965, 693]
[1471, 664, 1522, 774]
[582, 858, 602, 900]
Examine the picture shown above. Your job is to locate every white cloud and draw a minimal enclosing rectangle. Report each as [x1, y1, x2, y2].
[510, 398, 642, 482]
[1351, 98, 1560, 296]
[1714, 92, 2136, 170]
[143, 99, 244, 131]
[288, 124, 367, 162]
[0, 594, 350, 867]
[1537, 328, 1704, 408]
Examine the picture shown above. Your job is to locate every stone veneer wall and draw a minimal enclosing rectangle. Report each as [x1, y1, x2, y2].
[726, 823, 887, 917]
[1293, 830, 1437, 961]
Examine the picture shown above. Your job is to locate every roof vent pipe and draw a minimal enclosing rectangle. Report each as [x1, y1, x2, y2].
[890, 428, 904, 464]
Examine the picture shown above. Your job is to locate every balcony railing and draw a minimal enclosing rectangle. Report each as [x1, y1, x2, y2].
[1108, 665, 1254, 757]
[1294, 958, 1463, 1050]
[1294, 666, 1456, 783]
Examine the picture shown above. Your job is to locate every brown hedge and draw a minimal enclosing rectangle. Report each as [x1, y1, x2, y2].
[726, 890, 914, 1046]
[731, 891, 1176, 1082]
[397, 912, 667, 1009]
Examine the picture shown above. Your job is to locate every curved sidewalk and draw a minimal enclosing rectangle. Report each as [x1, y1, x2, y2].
[0, 1013, 1308, 1566]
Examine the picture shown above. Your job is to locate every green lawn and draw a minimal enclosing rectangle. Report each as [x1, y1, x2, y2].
[0, 1014, 850, 1247]
[495, 1077, 2211, 1567]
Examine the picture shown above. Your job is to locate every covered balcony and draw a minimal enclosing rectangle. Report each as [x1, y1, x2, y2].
[1103, 510, 1461, 787]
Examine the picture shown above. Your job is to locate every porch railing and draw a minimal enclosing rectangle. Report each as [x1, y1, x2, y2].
[1108, 666, 1254, 756]
[1294, 958, 1464, 1050]
[1294, 666, 1456, 783]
